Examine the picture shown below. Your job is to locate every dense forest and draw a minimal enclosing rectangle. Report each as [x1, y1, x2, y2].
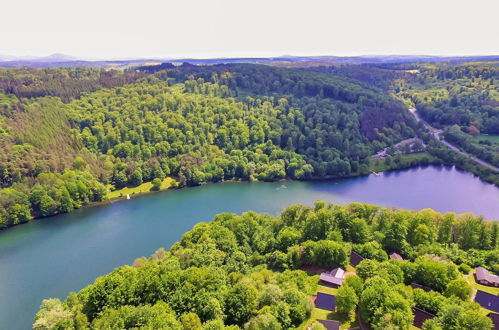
[1, 62, 498, 230]
[392, 62, 499, 167]
[33, 202, 498, 329]
[0, 64, 421, 229]
[311, 62, 499, 178]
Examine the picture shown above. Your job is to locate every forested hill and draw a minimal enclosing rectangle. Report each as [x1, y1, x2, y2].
[34, 202, 498, 329]
[150, 64, 415, 143]
[0, 64, 417, 229]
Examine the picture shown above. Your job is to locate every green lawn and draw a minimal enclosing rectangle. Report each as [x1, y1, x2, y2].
[107, 178, 175, 200]
[464, 273, 499, 295]
[463, 273, 499, 316]
[299, 279, 359, 329]
[474, 134, 499, 144]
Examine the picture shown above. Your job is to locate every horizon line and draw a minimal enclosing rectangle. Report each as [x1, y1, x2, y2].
[2, 53, 499, 62]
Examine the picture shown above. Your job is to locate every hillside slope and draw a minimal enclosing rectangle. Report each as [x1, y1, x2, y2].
[0, 65, 417, 229]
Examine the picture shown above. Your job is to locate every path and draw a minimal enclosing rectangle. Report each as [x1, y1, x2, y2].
[409, 108, 499, 173]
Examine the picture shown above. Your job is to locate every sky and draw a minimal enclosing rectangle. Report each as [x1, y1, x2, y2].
[2, 0, 499, 59]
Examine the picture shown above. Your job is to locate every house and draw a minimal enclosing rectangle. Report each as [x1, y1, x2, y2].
[320, 268, 345, 287]
[389, 252, 404, 261]
[475, 267, 499, 287]
[315, 292, 336, 311]
[475, 290, 499, 313]
[350, 251, 364, 267]
[413, 307, 435, 328]
[317, 319, 340, 330]
[488, 313, 499, 330]
[411, 283, 432, 292]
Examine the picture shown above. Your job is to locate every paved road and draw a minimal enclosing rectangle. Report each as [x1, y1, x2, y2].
[409, 108, 499, 173]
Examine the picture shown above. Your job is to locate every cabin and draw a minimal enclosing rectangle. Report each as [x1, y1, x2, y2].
[475, 290, 499, 313]
[315, 292, 336, 311]
[350, 251, 364, 267]
[413, 307, 436, 328]
[475, 267, 499, 287]
[411, 283, 432, 292]
[317, 319, 340, 330]
[389, 252, 403, 261]
[488, 313, 499, 330]
[320, 268, 345, 287]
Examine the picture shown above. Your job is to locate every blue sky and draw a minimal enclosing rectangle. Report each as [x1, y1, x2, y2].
[2, 0, 498, 59]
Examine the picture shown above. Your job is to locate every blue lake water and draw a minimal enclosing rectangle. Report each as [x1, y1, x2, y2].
[0, 165, 498, 329]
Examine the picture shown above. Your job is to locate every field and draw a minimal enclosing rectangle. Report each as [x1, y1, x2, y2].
[107, 178, 175, 200]
[474, 134, 499, 144]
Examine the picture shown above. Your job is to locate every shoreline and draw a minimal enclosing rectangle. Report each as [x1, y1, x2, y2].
[2, 161, 497, 233]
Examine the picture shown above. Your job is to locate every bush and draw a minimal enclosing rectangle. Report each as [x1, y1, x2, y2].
[151, 178, 162, 191]
[458, 263, 472, 274]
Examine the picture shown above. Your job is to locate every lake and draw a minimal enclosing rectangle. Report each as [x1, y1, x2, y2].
[0, 165, 498, 329]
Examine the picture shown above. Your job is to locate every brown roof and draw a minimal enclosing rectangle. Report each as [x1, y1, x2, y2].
[350, 251, 364, 267]
[411, 283, 432, 292]
[413, 307, 436, 328]
[488, 313, 499, 330]
[317, 319, 340, 330]
[475, 267, 499, 285]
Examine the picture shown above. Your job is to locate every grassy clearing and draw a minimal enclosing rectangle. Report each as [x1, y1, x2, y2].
[369, 152, 437, 173]
[474, 134, 499, 144]
[299, 277, 358, 329]
[107, 178, 174, 200]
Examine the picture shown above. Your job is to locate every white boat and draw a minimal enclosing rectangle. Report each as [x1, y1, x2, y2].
[126, 194, 130, 200]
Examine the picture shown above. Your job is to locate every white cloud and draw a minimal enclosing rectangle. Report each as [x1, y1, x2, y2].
[1, 0, 498, 58]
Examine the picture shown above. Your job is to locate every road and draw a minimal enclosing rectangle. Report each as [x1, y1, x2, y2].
[409, 108, 499, 173]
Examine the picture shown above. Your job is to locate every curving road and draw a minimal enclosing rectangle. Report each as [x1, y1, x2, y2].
[409, 108, 499, 173]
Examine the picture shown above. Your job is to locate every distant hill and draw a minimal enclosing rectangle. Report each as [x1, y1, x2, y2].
[1, 54, 499, 68]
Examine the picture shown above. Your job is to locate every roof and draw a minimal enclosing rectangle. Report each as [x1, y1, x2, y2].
[315, 292, 336, 311]
[475, 267, 499, 284]
[329, 268, 345, 278]
[488, 313, 499, 330]
[475, 290, 499, 313]
[413, 307, 435, 328]
[320, 268, 345, 286]
[411, 283, 432, 292]
[317, 319, 340, 330]
[320, 273, 344, 286]
[389, 253, 404, 261]
[350, 251, 364, 267]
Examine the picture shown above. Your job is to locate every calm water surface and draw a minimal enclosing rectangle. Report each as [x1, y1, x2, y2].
[0, 165, 498, 329]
